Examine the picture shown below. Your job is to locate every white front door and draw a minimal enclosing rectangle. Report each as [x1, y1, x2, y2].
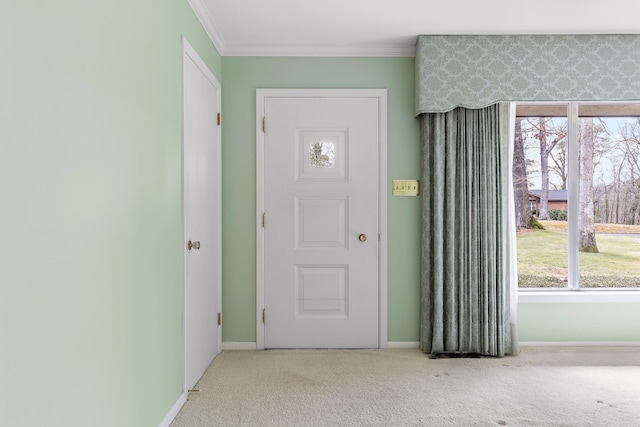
[259, 90, 386, 349]
[182, 38, 221, 390]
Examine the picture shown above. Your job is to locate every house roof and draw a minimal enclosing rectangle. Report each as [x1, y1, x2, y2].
[529, 189, 567, 202]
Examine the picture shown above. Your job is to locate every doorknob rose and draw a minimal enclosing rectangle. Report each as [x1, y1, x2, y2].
[358, 234, 367, 242]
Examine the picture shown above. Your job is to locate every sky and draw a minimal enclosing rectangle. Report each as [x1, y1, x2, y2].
[523, 117, 636, 190]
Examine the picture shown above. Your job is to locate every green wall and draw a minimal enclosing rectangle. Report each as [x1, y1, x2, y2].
[0, 1, 220, 426]
[221, 57, 422, 342]
[220, 56, 640, 346]
[519, 303, 640, 342]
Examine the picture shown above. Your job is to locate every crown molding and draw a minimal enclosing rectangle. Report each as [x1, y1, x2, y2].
[223, 43, 416, 57]
[187, 0, 226, 55]
[187, 1, 416, 57]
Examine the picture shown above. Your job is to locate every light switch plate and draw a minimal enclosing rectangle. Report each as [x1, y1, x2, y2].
[392, 180, 419, 196]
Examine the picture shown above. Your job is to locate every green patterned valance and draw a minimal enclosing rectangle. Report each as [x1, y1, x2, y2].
[415, 35, 640, 115]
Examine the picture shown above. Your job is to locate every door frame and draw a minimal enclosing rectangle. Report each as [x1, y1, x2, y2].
[181, 36, 222, 393]
[255, 88, 388, 350]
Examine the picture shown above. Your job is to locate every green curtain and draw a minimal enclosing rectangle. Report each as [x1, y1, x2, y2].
[420, 103, 513, 357]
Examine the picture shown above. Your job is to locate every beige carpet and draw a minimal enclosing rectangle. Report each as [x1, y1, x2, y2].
[171, 347, 640, 426]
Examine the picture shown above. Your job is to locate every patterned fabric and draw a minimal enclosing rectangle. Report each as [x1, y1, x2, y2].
[415, 35, 640, 115]
[420, 103, 513, 357]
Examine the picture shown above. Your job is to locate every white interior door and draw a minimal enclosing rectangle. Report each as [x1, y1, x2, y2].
[182, 37, 221, 391]
[259, 91, 385, 349]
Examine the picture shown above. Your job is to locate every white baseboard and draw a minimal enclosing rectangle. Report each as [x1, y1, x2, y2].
[520, 341, 640, 347]
[158, 392, 186, 427]
[221, 342, 423, 350]
[222, 341, 258, 350]
[387, 341, 420, 349]
[222, 341, 640, 350]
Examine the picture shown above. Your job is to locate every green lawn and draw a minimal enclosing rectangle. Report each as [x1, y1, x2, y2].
[517, 227, 640, 288]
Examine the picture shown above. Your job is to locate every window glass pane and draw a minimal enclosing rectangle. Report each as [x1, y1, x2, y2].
[577, 116, 640, 288]
[309, 142, 335, 168]
[515, 116, 569, 288]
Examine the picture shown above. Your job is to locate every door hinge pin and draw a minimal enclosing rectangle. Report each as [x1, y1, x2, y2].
[262, 212, 266, 228]
[217, 112, 221, 126]
[218, 312, 222, 326]
[262, 309, 266, 323]
[262, 117, 266, 133]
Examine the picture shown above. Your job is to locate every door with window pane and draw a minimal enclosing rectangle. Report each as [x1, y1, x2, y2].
[263, 95, 381, 348]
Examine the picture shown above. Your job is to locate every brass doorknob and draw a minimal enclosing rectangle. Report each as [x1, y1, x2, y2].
[187, 240, 201, 250]
[358, 234, 367, 242]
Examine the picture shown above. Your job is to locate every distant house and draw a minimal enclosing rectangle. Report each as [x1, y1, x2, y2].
[528, 189, 568, 214]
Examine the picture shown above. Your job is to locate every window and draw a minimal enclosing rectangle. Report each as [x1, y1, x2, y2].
[309, 141, 335, 168]
[514, 103, 640, 290]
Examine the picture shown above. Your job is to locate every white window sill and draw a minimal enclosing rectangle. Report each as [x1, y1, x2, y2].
[518, 289, 640, 303]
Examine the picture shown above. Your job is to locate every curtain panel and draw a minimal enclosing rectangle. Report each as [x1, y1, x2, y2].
[416, 34, 640, 357]
[415, 35, 640, 115]
[420, 103, 513, 357]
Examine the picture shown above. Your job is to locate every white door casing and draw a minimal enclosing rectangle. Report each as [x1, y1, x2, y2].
[256, 89, 388, 349]
[182, 37, 221, 391]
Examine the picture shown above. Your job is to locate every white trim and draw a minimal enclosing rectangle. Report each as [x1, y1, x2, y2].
[378, 91, 388, 349]
[222, 342, 258, 350]
[183, 0, 417, 59]
[157, 393, 186, 427]
[186, 0, 226, 54]
[255, 92, 266, 351]
[519, 341, 640, 347]
[181, 35, 223, 396]
[518, 290, 640, 303]
[223, 44, 416, 58]
[256, 88, 389, 350]
[183, 0, 416, 59]
[387, 342, 420, 349]
[181, 35, 189, 405]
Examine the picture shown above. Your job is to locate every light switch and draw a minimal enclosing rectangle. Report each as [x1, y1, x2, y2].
[392, 180, 419, 196]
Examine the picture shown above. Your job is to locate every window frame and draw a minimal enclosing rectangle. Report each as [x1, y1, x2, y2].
[515, 101, 640, 300]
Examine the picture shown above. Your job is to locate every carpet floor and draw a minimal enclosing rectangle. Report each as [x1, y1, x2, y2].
[171, 347, 640, 426]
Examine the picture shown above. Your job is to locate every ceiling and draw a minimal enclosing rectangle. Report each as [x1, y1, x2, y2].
[195, 0, 640, 56]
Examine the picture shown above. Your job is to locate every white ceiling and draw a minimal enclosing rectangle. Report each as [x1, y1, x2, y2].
[195, 0, 640, 56]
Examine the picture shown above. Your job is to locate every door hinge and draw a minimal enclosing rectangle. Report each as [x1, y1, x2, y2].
[262, 309, 266, 323]
[217, 312, 222, 326]
[262, 212, 266, 228]
[262, 117, 266, 133]
[217, 112, 221, 126]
